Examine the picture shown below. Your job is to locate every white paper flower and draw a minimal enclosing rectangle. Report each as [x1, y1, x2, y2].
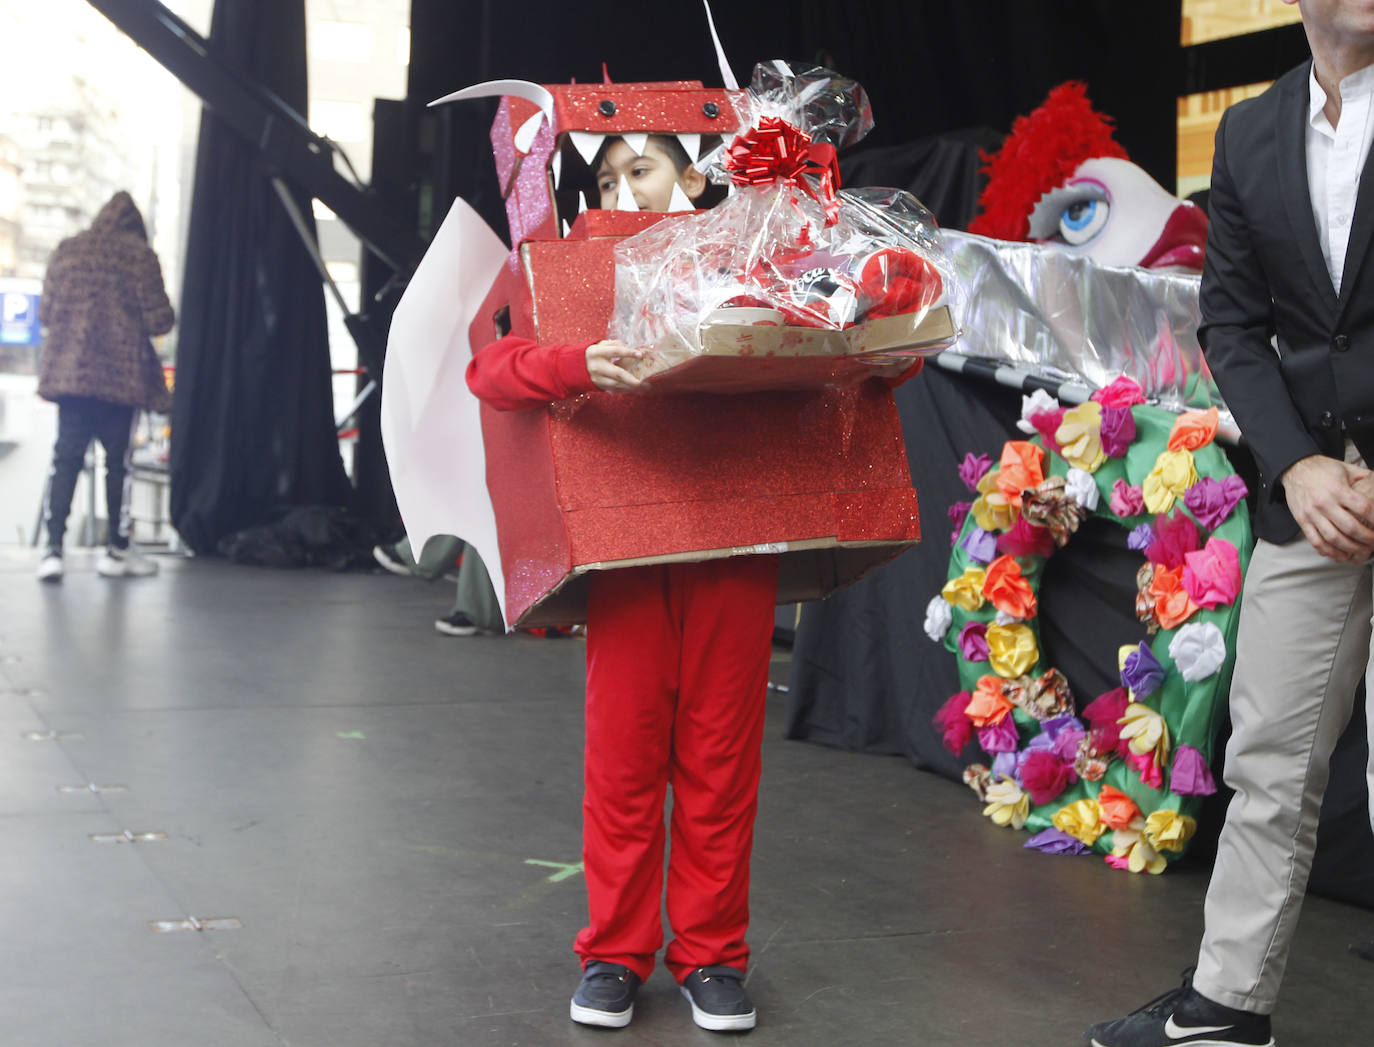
[995, 609, 1020, 626]
[1016, 388, 1061, 434]
[1065, 467, 1101, 511]
[1168, 621, 1227, 682]
[924, 594, 953, 643]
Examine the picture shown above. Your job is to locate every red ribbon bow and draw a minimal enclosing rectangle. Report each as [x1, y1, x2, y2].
[725, 116, 842, 225]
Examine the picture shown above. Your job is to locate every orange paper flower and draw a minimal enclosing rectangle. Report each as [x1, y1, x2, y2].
[994, 441, 1046, 507]
[966, 675, 1014, 727]
[1167, 407, 1220, 452]
[1148, 564, 1200, 630]
[1097, 785, 1142, 830]
[982, 554, 1038, 619]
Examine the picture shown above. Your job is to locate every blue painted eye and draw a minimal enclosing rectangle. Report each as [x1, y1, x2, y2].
[1058, 198, 1109, 244]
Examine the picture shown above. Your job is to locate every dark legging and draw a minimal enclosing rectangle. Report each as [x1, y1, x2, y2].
[43, 396, 136, 551]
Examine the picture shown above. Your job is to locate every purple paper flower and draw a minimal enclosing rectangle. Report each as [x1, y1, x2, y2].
[1051, 725, 1087, 762]
[948, 501, 972, 546]
[1099, 405, 1137, 458]
[1170, 744, 1218, 796]
[1120, 641, 1165, 698]
[1127, 523, 1155, 551]
[960, 526, 999, 564]
[978, 718, 1021, 754]
[958, 452, 993, 492]
[1040, 714, 1084, 740]
[1184, 474, 1249, 531]
[992, 750, 1021, 782]
[958, 621, 990, 662]
[1025, 828, 1091, 855]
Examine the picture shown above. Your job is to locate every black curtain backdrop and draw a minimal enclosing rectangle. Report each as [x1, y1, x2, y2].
[407, 0, 1181, 244]
[170, 0, 351, 555]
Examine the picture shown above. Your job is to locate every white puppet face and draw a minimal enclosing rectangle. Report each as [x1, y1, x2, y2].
[1025, 157, 1208, 272]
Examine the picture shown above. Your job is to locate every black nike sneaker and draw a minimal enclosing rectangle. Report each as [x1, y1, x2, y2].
[1084, 969, 1274, 1046]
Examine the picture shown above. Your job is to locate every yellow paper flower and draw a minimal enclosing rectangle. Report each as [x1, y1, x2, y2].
[976, 468, 1000, 495]
[971, 490, 1019, 532]
[1144, 809, 1197, 853]
[987, 622, 1039, 678]
[1118, 702, 1171, 764]
[983, 779, 1030, 830]
[1142, 448, 1198, 513]
[1054, 401, 1107, 473]
[1053, 798, 1106, 845]
[941, 566, 987, 611]
[1110, 819, 1168, 874]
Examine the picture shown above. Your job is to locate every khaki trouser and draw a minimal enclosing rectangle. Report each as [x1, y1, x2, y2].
[1194, 441, 1374, 1013]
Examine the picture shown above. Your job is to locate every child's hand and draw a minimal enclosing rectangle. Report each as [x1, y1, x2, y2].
[586, 339, 646, 394]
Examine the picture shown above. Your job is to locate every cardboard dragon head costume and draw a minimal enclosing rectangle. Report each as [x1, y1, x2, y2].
[382, 61, 957, 628]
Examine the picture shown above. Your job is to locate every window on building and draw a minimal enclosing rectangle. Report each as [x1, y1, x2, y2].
[312, 20, 372, 63]
[309, 100, 369, 144]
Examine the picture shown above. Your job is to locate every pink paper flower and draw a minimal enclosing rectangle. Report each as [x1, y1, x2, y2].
[1126, 748, 1164, 790]
[933, 692, 974, 755]
[1092, 375, 1147, 408]
[1145, 510, 1201, 570]
[995, 517, 1056, 558]
[1104, 853, 1132, 871]
[948, 501, 971, 545]
[978, 718, 1021, 755]
[959, 452, 993, 492]
[1020, 749, 1074, 805]
[1099, 405, 1137, 458]
[1029, 407, 1066, 453]
[1184, 474, 1248, 530]
[1110, 480, 1146, 519]
[1082, 687, 1130, 731]
[958, 621, 991, 662]
[1170, 744, 1218, 796]
[1182, 537, 1242, 609]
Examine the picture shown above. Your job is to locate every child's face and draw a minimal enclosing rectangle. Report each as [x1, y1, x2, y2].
[596, 138, 693, 212]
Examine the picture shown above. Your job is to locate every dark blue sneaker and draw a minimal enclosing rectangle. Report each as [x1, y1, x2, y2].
[1084, 969, 1273, 1046]
[570, 961, 640, 1028]
[680, 965, 756, 1031]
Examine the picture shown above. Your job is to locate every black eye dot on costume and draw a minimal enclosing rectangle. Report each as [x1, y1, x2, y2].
[702, 102, 720, 118]
[598, 100, 616, 117]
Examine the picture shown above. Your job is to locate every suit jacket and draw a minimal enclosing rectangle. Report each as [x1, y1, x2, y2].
[1200, 61, 1374, 544]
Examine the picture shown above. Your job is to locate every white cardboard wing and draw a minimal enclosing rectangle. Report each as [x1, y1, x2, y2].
[380, 197, 512, 626]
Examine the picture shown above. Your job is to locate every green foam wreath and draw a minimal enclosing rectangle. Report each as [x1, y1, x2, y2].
[924, 383, 1252, 873]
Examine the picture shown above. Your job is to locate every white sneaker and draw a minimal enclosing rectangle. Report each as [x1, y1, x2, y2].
[97, 546, 159, 578]
[36, 554, 64, 583]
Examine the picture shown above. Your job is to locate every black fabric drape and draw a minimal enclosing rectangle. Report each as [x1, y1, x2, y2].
[170, 0, 351, 554]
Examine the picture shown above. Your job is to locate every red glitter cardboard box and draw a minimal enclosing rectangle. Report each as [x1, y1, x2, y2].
[468, 82, 923, 627]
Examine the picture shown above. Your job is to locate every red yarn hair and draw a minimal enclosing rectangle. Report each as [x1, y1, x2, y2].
[968, 82, 1129, 241]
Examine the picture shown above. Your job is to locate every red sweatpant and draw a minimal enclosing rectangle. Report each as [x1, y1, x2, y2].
[574, 555, 779, 984]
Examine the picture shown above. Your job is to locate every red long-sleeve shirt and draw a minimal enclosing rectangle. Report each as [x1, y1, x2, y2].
[465, 335, 597, 411]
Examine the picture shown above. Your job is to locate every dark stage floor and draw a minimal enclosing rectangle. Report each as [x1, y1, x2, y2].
[0, 549, 1368, 1047]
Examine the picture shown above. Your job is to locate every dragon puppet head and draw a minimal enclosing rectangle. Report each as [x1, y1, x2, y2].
[969, 82, 1207, 272]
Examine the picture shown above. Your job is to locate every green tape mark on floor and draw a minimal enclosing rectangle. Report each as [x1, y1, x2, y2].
[525, 858, 584, 883]
[337, 731, 366, 740]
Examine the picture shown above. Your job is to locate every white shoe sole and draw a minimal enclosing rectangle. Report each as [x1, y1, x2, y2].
[36, 568, 63, 583]
[569, 999, 633, 1028]
[373, 547, 412, 577]
[1092, 1041, 1272, 1047]
[680, 986, 756, 1031]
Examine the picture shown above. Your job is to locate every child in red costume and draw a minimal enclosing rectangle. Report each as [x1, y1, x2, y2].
[467, 134, 923, 1033]
[466, 135, 774, 1033]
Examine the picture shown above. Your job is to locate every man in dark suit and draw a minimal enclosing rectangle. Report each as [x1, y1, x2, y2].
[1086, 2, 1374, 1045]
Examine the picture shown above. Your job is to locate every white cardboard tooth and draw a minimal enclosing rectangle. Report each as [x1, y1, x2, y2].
[622, 132, 649, 157]
[513, 112, 544, 154]
[551, 150, 563, 189]
[677, 132, 701, 161]
[561, 218, 570, 237]
[616, 175, 639, 212]
[578, 191, 589, 214]
[668, 182, 695, 212]
[569, 131, 604, 166]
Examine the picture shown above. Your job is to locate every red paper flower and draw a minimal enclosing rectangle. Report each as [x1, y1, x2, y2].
[1021, 750, 1074, 805]
[934, 691, 975, 755]
[996, 517, 1056, 558]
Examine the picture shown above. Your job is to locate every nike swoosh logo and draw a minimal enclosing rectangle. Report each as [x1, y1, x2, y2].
[1164, 1014, 1235, 1039]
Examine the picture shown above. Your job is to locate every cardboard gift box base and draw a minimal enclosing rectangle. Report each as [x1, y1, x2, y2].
[627, 305, 956, 394]
[473, 214, 924, 628]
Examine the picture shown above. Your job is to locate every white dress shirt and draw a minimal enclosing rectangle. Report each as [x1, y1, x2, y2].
[1306, 61, 1374, 294]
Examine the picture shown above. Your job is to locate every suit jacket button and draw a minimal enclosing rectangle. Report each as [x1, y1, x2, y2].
[1334, 334, 1350, 352]
[1319, 410, 1336, 428]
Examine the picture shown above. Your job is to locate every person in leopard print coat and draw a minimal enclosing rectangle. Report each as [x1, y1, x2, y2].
[35, 191, 175, 582]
